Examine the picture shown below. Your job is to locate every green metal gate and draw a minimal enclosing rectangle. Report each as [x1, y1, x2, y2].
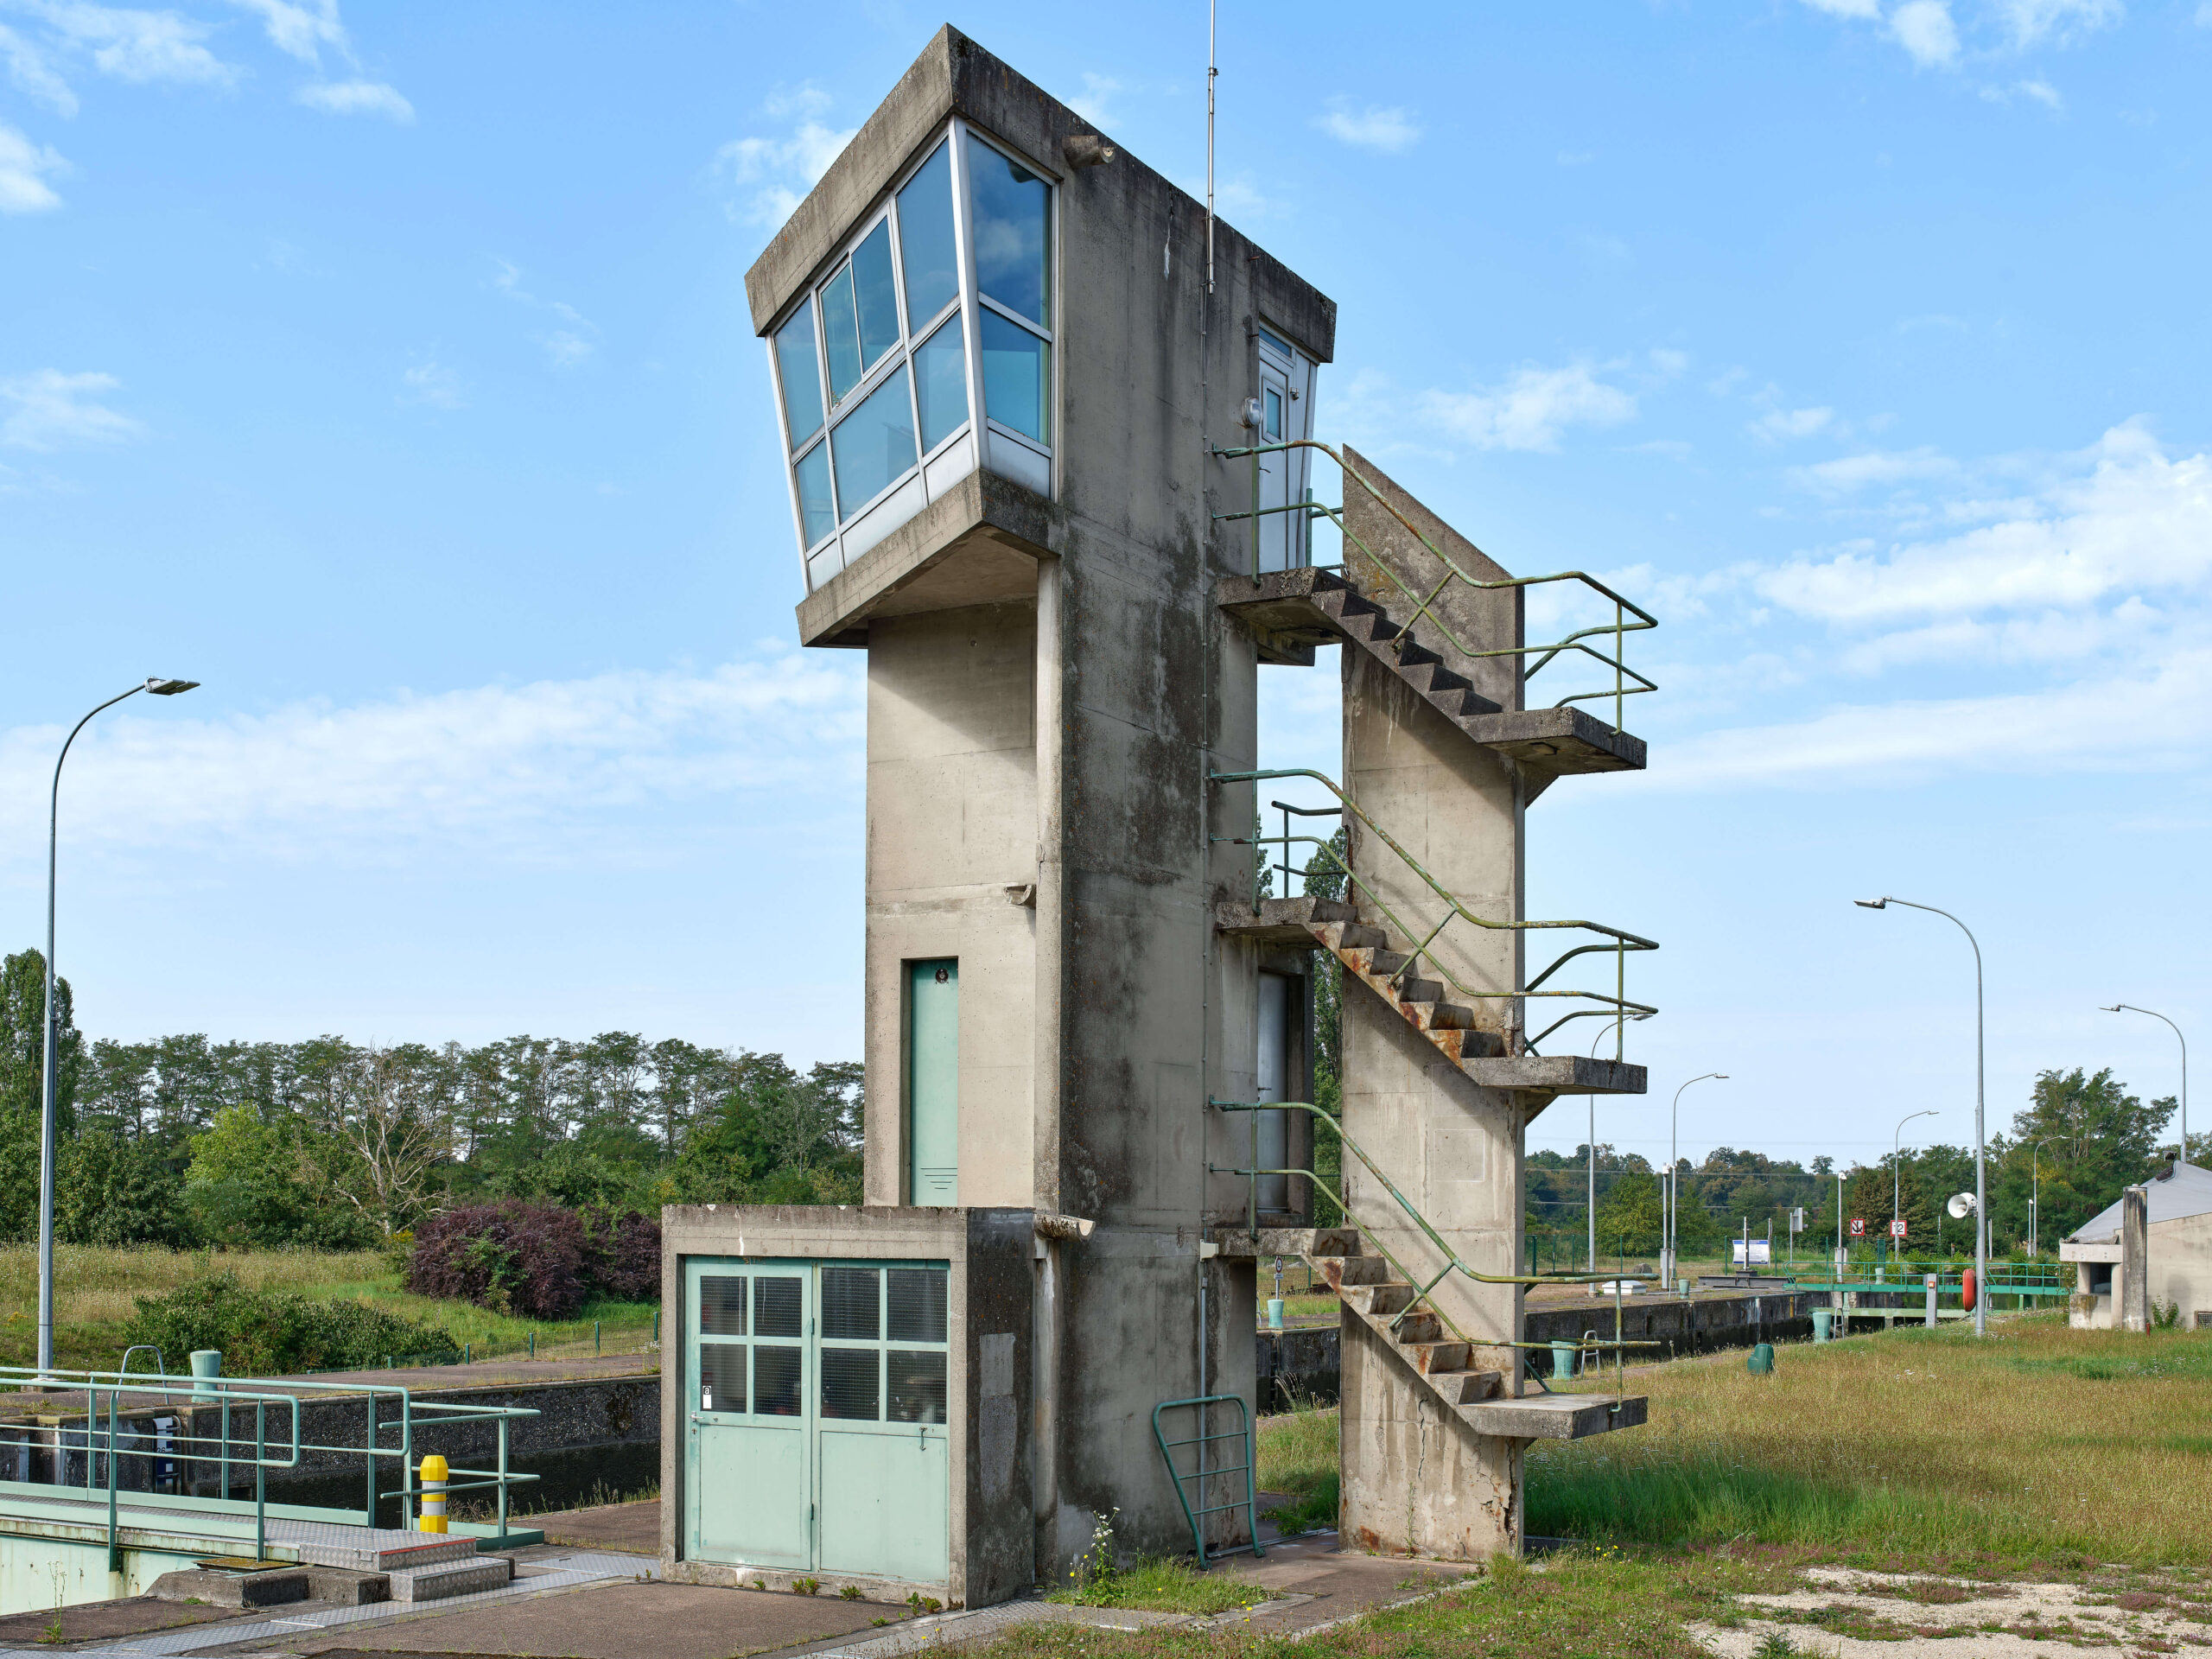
[685, 1258, 950, 1582]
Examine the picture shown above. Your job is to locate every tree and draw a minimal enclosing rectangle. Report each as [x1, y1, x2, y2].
[1987, 1069, 2176, 1248]
[0, 950, 80, 1240]
[330, 1043, 455, 1236]
[1593, 1168, 1663, 1257]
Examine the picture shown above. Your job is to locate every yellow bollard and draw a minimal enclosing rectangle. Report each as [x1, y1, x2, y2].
[419, 1453, 448, 1533]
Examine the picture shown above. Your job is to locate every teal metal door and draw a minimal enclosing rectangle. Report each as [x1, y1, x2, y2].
[685, 1259, 950, 1582]
[908, 960, 959, 1205]
[686, 1261, 811, 1569]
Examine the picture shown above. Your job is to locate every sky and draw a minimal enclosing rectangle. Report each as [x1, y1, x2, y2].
[4, 0, 2210, 1173]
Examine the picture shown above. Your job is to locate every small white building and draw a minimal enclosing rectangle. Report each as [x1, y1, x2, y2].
[2059, 1161, 2212, 1331]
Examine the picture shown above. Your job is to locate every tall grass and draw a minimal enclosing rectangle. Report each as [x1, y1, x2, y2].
[1257, 1395, 1339, 1535]
[1530, 1313, 2212, 1564]
[0, 1243, 657, 1374]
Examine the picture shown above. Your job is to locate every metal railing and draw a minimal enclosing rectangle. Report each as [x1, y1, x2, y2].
[0, 1363, 539, 1567]
[1208, 1098, 1656, 1403]
[1211, 767, 1656, 1057]
[1211, 439, 1657, 732]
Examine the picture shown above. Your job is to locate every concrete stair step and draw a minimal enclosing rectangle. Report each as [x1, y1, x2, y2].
[1408, 1001, 1477, 1031]
[1358, 1284, 1415, 1317]
[1384, 976, 1445, 1003]
[1306, 1228, 1362, 1257]
[1367, 949, 1411, 976]
[296, 1535, 480, 1574]
[1321, 1255, 1393, 1287]
[1334, 923, 1389, 951]
[388, 1554, 512, 1603]
[1429, 1369, 1505, 1405]
[1403, 1340, 1469, 1375]
[1390, 1311, 1444, 1345]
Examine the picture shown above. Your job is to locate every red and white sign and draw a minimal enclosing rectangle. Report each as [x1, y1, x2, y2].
[1848, 1217, 1867, 1238]
[1889, 1218, 1908, 1239]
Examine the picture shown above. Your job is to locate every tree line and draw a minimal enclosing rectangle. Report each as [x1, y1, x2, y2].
[1529, 1066, 2186, 1261]
[0, 949, 860, 1250]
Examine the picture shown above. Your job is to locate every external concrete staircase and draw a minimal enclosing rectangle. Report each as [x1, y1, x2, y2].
[1216, 1227, 1643, 1440]
[1217, 567, 1645, 793]
[1217, 894, 1643, 1098]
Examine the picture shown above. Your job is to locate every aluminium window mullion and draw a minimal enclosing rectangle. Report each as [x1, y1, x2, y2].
[766, 338, 814, 582]
[946, 118, 989, 474]
[976, 290, 1052, 342]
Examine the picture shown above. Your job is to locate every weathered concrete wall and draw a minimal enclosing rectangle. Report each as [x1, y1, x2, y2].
[863, 600, 1039, 1208]
[1338, 1315, 1519, 1560]
[2147, 1211, 2212, 1326]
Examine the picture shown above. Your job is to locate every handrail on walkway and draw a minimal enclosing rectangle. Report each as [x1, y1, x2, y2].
[0, 1363, 539, 1567]
[1211, 767, 1656, 1058]
[1210, 438, 1657, 733]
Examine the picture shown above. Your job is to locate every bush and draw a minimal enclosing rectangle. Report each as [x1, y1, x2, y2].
[581, 1208, 661, 1303]
[123, 1272, 453, 1375]
[406, 1200, 588, 1319]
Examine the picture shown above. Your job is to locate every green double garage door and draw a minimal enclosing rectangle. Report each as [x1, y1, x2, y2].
[684, 1258, 951, 1583]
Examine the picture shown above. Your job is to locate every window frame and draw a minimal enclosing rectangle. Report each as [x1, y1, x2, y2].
[765, 117, 1057, 591]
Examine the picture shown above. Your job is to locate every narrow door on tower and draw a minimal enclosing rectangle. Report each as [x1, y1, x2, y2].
[908, 959, 959, 1205]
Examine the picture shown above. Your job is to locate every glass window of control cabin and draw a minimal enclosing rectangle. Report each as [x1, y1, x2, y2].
[967, 134, 1053, 451]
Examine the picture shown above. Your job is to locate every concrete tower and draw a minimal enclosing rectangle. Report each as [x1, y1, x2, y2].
[660, 26, 1654, 1608]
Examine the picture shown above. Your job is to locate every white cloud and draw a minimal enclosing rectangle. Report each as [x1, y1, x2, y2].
[2017, 77, 2063, 107]
[22, 1, 234, 84]
[0, 121, 66, 210]
[400, 355, 463, 409]
[0, 653, 866, 864]
[0, 368, 142, 448]
[1067, 72, 1120, 129]
[716, 91, 855, 229]
[1752, 406, 1835, 443]
[1791, 446, 1958, 493]
[490, 260, 596, 368]
[1313, 98, 1420, 153]
[1801, 0, 1881, 16]
[1760, 424, 2212, 624]
[1994, 0, 2121, 48]
[231, 0, 343, 63]
[1891, 0, 1961, 65]
[0, 22, 76, 111]
[295, 79, 410, 120]
[1415, 363, 1637, 454]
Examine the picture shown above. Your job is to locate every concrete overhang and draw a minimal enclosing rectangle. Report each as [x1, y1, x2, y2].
[743, 26, 1335, 361]
[795, 469, 1053, 647]
[1459, 1393, 1649, 1440]
[2059, 1239, 2121, 1263]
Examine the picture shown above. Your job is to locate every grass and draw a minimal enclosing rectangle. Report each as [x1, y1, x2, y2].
[1256, 1395, 1338, 1535]
[0, 1243, 659, 1376]
[1532, 1312, 2212, 1564]
[1051, 1556, 1272, 1616]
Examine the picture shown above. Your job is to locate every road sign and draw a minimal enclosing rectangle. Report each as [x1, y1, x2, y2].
[1789, 1207, 1806, 1232]
[1889, 1218, 1908, 1239]
[1848, 1217, 1867, 1238]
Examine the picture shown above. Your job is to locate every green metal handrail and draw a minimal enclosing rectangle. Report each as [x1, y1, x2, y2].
[1211, 767, 1656, 1056]
[1151, 1395, 1264, 1568]
[0, 1363, 541, 1558]
[1211, 439, 1657, 733]
[1210, 1098, 1656, 1409]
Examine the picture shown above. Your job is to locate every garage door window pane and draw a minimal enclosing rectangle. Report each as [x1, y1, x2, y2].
[822, 1268, 880, 1340]
[754, 1276, 803, 1339]
[830, 363, 917, 518]
[699, 1344, 746, 1414]
[887, 1268, 948, 1343]
[700, 1276, 747, 1337]
[888, 1351, 947, 1424]
[753, 1345, 802, 1416]
[821, 1347, 881, 1421]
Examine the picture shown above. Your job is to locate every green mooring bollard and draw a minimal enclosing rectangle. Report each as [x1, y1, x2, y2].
[528, 1330, 535, 1359]
[1747, 1342, 1776, 1375]
[594, 1320, 601, 1355]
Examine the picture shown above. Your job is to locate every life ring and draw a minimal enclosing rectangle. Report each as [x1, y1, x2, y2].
[1960, 1268, 1977, 1312]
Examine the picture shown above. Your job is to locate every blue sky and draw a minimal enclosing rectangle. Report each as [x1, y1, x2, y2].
[4, 1, 2209, 1171]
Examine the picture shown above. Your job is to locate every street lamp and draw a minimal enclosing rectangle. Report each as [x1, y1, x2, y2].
[1857, 896, 1987, 1337]
[1894, 1108, 1937, 1229]
[39, 677, 199, 1376]
[1667, 1072, 1727, 1288]
[2031, 1136, 2053, 1258]
[2100, 1005, 2187, 1166]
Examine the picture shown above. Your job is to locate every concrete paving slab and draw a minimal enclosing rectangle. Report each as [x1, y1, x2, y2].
[0, 1595, 257, 1648]
[531, 1500, 658, 1555]
[234, 1580, 895, 1659]
[1207, 1530, 1476, 1633]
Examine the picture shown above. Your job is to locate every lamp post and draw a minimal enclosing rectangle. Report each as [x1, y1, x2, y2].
[1666, 1072, 1727, 1289]
[1834, 1169, 1846, 1274]
[2031, 1136, 2053, 1258]
[2101, 1005, 2187, 1166]
[1857, 896, 1986, 1337]
[39, 677, 199, 1376]
[1893, 1108, 1936, 1236]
